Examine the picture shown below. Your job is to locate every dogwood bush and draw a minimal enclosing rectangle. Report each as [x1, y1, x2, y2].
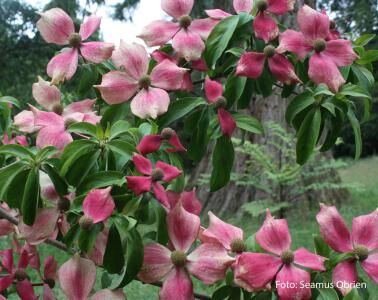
[0, 0, 377, 299]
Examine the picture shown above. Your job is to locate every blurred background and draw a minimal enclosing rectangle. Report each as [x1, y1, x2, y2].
[0, 0, 377, 298]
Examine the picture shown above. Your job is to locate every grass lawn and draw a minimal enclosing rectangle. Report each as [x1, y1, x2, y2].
[1, 157, 377, 299]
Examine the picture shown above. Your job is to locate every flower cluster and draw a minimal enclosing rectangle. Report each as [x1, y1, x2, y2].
[0, 0, 375, 299]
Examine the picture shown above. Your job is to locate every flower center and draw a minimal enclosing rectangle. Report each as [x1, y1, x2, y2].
[256, 0, 268, 11]
[281, 250, 294, 265]
[52, 104, 64, 115]
[179, 15, 192, 29]
[151, 168, 164, 182]
[57, 197, 71, 212]
[139, 75, 151, 90]
[14, 269, 29, 281]
[230, 238, 246, 253]
[79, 215, 94, 231]
[171, 250, 187, 267]
[314, 39, 327, 53]
[214, 96, 227, 109]
[161, 128, 175, 140]
[353, 245, 369, 261]
[64, 118, 77, 129]
[263, 45, 276, 58]
[69, 33, 82, 48]
[44, 278, 55, 289]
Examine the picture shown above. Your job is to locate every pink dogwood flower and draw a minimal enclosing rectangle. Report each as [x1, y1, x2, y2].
[37, 8, 114, 83]
[236, 46, 302, 85]
[138, 0, 217, 61]
[276, 5, 358, 92]
[58, 255, 96, 300]
[126, 154, 182, 207]
[322, 10, 341, 41]
[205, 0, 253, 20]
[1, 133, 28, 146]
[81, 187, 115, 225]
[136, 128, 186, 155]
[316, 204, 378, 296]
[205, 77, 236, 137]
[138, 201, 234, 299]
[92, 289, 125, 300]
[0, 249, 37, 300]
[201, 212, 245, 254]
[96, 41, 187, 119]
[0, 203, 17, 237]
[234, 210, 326, 299]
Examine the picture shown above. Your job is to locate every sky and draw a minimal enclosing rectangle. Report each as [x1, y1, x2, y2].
[25, 0, 167, 45]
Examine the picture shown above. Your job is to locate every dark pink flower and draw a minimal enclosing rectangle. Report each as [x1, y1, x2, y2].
[138, 0, 217, 61]
[316, 204, 378, 296]
[205, 77, 236, 137]
[234, 210, 325, 299]
[96, 41, 187, 119]
[200, 212, 245, 253]
[82, 187, 115, 224]
[137, 128, 186, 155]
[37, 9, 114, 83]
[236, 46, 302, 85]
[277, 5, 358, 91]
[126, 154, 182, 207]
[138, 202, 234, 299]
[322, 10, 341, 41]
[58, 255, 96, 300]
[0, 249, 37, 300]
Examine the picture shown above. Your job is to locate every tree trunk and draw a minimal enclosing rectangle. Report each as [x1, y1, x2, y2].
[188, 0, 350, 216]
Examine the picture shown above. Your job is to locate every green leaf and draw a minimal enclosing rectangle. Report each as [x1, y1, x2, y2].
[347, 109, 362, 159]
[68, 122, 97, 137]
[158, 97, 206, 128]
[224, 75, 247, 108]
[65, 150, 100, 187]
[351, 64, 375, 90]
[107, 140, 135, 161]
[117, 228, 144, 287]
[339, 83, 371, 99]
[6, 169, 29, 209]
[286, 91, 315, 125]
[61, 140, 98, 176]
[343, 289, 362, 300]
[205, 15, 240, 68]
[109, 120, 131, 140]
[354, 34, 376, 46]
[210, 136, 234, 191]
[101, 103, 130, 126]
[78, 64, 98, 97]
[237, 78, 254, 109]
[234, 113, 264, 135]
[296, 108, 321, 165]
[212, 286, 231, 300]
[21, 168, 40, 225]
[320, 109, 344, 152]
[42, 163, 69, 196]
[356, 50, 378, 64]
[0, 161, 29, 200]
[76, 171, 125, 195]
[313, 234, 331, 257]
[35, 146, 58, 162]
[103, 224, 125, 274]
[256, 68, 273, 97]
[187, 107, 210, 162]
[314, 274, 339, 300]
[0, 96, 20, 108]
[0, 144, 35, 160]
[78, 223, 103, 254]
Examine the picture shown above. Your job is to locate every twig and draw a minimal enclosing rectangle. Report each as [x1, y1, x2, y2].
[0, 206, 71, 253]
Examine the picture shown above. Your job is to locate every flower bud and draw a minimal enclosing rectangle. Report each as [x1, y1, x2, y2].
[139, 75, 151, 90]
[353, 245, 369, 261]
[230, 238, 246, 253]
[79, 215, 94, 231]
[179, 15, 192, 29]
[281, 250, 294, 265]
[44, 278, 56, 289]
[69, 33, 82, 48]
[52, 104, 64, 115]
[214, 96, 227, 109]
[151, 168, 164, 182]
[57, 197, 71, 212]
[171, 250, 187, 267]
[264, 45, 276, 58]
[314, 39, 327, 53]
[64, 118, 77, 129]
[256, 0, 268, 11]
[161, 128, 175, 140]
[14, 269, 29, 281]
